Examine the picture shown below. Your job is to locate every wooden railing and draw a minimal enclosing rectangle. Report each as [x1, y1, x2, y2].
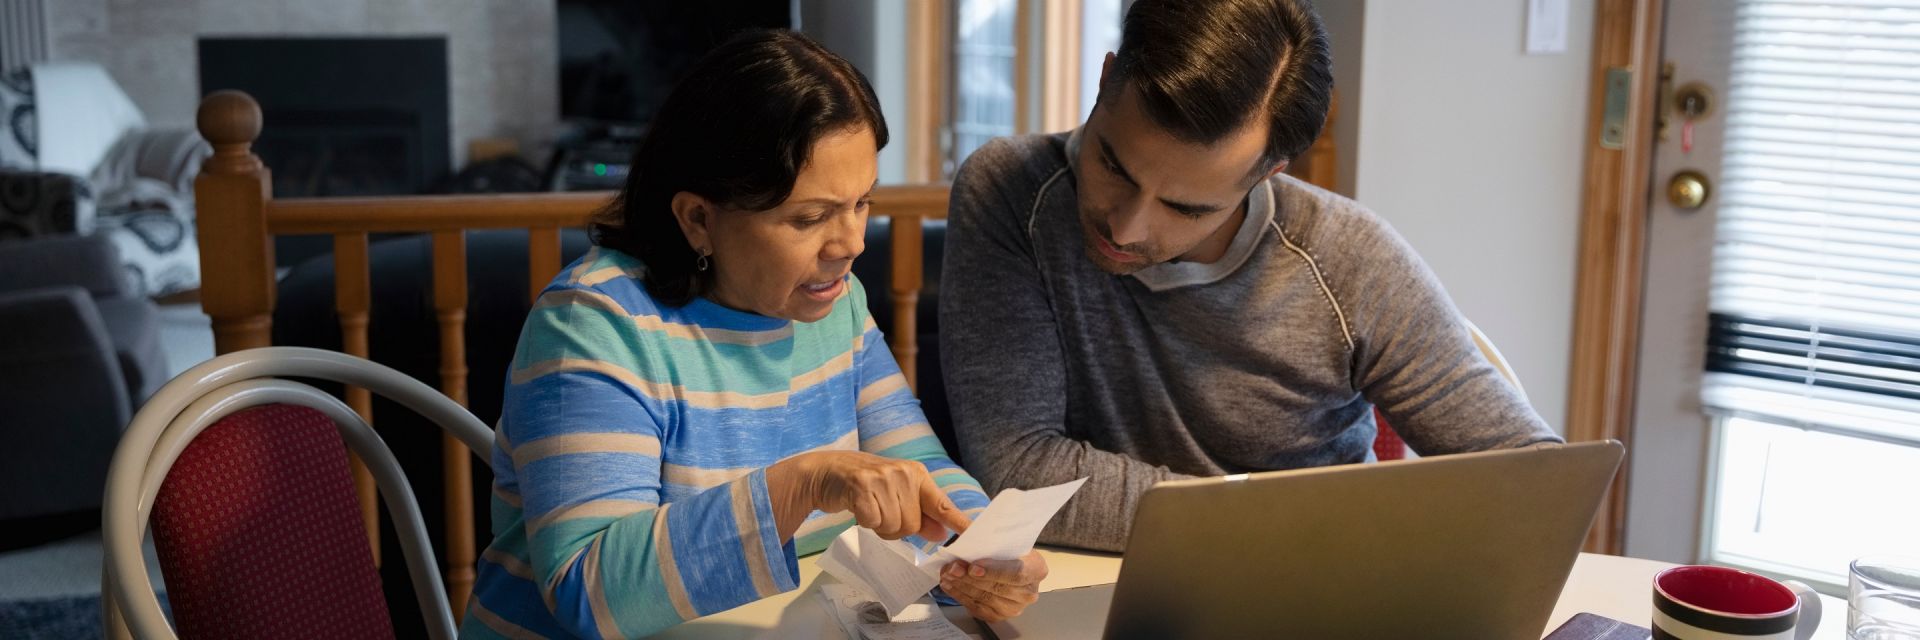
[192, 90, 947, 620]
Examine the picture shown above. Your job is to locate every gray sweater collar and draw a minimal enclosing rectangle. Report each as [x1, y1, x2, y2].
[1064, 126, 1275, 292]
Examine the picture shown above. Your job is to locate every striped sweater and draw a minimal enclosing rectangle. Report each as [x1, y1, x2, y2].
[461, 248, 990, 639]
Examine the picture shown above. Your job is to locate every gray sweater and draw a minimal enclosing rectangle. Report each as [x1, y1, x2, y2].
[938, 131, 1562, 552]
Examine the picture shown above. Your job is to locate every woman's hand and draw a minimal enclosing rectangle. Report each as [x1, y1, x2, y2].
[767, 451, 972, 541]
[939, 551, 1048, 622]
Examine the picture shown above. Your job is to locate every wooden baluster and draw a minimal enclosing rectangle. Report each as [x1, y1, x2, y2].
[194, 91, 275, 354]
[528, 227, 561, 303]
[333, 232, 380, 565]
[889, 215, 925, 391]
[431, 230, 475, 620]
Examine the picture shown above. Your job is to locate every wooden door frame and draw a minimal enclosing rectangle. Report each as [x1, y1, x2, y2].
[1568, 0, 1665, 555]
[907, 0, 950, 182]
[912, 0, 1082, 179]
[1037, 0, 1084, 134]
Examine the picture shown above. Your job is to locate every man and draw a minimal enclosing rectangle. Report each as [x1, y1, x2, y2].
[939, 0, 1561, 552]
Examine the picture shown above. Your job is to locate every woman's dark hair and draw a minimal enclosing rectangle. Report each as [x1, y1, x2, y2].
[591, 29, 889, 305]
[1104, 0, 1331, 175]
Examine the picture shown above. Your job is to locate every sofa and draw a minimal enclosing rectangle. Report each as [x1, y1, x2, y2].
[0, 234, 167, 549]
[0, 63, 209, 297]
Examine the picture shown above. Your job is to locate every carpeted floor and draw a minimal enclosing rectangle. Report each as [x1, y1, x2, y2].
[0, 530, 170, 639]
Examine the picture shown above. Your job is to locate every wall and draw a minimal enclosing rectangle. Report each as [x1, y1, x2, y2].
[43, 0, 557, 168]
[1314, 0, 1365, 200]
[1339, 0, 1597, 433]
[868, 1, 909, 186]
[799, 0, 908, 185]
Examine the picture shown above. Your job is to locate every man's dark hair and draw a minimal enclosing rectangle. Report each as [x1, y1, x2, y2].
[591, 29, 888, 306]
[1104, 0, 1332, 172]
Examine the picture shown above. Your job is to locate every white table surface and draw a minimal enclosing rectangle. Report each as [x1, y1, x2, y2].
[655, 549, 1847, 639]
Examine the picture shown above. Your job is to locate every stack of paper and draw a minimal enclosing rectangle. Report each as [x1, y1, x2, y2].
[818, 478, 1088, 619]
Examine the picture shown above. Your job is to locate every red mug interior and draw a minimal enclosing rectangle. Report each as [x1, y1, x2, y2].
[1655, 565, 1798, 617]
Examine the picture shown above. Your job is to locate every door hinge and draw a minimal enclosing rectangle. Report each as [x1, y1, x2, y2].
[1600, 66, 1633, 150]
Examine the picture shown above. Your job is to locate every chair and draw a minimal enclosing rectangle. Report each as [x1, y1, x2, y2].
[0, 234, 166, 549]
[99, 347, 492, 640]
[1373, 320, 1530, 461]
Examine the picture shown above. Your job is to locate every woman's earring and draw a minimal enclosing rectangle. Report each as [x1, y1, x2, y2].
[696, 253, 711, 272]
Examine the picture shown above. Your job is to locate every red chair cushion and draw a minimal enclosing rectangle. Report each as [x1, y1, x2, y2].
[150, 404, 395, 639]
[1372, 408, 1407, 461]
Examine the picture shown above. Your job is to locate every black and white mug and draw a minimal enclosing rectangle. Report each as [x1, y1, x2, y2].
[1653, 565, 1822, 640]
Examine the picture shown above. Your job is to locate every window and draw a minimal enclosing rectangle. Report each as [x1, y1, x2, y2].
[936, 0, 1122, 179]
[951, 0, 1022, 173]
[1079, 0, 1121, 121]
[1701, 0, 1920, 589]
[1708, 415, 1920, 586]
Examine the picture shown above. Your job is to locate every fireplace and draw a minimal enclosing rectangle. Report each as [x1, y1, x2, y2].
[199, 37, 452, 266]
[198, 37, 451, 198]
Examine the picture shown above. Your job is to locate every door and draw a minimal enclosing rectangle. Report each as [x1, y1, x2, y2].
[1626, 0, 1920, 590]
[1623, 0, 1734, 568]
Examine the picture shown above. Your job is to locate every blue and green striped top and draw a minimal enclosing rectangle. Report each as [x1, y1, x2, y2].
[460, 247, 990, 639]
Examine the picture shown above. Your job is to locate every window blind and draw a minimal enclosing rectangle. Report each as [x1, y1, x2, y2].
[1704, 0, 1920, 431]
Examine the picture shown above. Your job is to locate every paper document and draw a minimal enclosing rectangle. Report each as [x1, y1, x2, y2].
[818, 478, 1088, 618]
[818, 582, 972, 640]
[818, 526, 944, 616]
[934, 477, 1087, 565]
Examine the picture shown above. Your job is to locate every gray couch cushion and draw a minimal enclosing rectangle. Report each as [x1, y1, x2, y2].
[0, 287, 128, 521]
[0, 233, 123, 297]
[93, 294, 165, 402]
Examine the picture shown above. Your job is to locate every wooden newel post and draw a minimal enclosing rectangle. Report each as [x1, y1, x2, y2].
[195, 90, 276, 355]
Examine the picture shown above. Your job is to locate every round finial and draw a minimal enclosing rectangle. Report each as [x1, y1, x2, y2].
[198, 90, 262, 147]
[198, 90, 263, 174]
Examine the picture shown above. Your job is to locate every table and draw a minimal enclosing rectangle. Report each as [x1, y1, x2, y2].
[656, 549, 1847, 639]
[1546, 554, 1843, 640]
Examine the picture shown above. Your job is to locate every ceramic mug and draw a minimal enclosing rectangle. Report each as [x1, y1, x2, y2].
[1653, 565, 1822, 640]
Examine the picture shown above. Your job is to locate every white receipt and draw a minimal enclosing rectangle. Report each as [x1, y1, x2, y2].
[932, 477, 1087, 566]
[817, 478, 1088, 618]
[818, 526, 944, 616]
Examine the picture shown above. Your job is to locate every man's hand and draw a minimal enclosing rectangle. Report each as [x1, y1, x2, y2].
[939, 551, 1048, 622]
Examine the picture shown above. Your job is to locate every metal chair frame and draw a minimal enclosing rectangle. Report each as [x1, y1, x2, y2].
[101, 347, 491, 640]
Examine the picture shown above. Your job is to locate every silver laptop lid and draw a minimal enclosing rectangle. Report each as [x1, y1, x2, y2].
[1103, 440, 1624, 640]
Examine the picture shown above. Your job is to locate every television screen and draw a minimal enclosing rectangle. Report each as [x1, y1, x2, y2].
[557, 1, 793, 125]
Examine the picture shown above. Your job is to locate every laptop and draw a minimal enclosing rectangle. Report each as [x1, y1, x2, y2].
[995, 440, 1624, 640]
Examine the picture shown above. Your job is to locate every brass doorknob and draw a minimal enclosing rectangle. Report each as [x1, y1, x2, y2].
[1668, 170, 1711, 210]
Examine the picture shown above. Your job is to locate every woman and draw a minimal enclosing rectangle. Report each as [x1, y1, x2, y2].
[462, 30, 1046, 639]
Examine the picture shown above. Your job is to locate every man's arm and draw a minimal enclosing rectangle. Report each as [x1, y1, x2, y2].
[939, 140, 1193, 552]
[1331, 209, 1563, 453]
